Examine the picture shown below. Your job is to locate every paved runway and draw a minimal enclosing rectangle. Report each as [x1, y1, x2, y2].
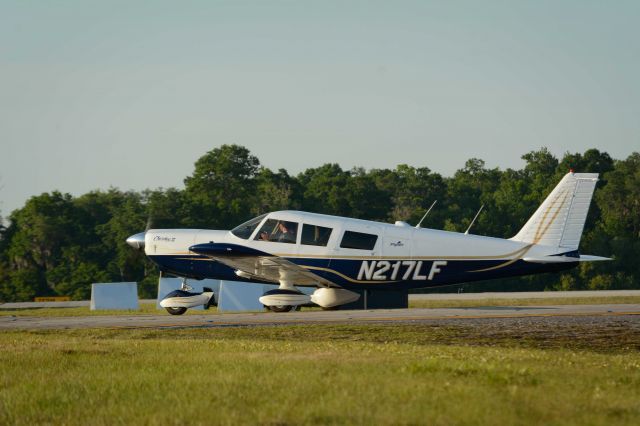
[1, 303, 639, 330]
[411, 289, 640, 300]
[2, 290, 638, 310]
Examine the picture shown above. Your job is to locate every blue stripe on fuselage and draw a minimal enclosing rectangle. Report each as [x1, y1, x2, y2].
[287, 258, 576, 290]
[148, 254, 577, 290]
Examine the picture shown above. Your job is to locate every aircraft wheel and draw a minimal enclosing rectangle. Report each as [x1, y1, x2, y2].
[267, 305, 294, 313]
[166, 307, 187, 315]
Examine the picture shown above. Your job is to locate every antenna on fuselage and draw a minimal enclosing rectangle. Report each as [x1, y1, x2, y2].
[415, 200, 438, 228]
[464, 204, 485, 235]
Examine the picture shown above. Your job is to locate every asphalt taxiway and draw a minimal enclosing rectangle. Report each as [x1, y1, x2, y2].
[1, 303, 639, 330]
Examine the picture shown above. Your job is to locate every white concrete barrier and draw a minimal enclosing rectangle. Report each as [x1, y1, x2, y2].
[90, 282, 139, 310]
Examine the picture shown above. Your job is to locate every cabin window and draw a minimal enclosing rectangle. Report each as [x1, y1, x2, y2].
[301, 224, 333, 247]
[340, 231, 378, 250]
[254, 219, 298, 244]
[231, 214, 267, 239]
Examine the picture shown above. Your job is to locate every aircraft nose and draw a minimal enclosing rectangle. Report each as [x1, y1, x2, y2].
[126, 232, 146, 250]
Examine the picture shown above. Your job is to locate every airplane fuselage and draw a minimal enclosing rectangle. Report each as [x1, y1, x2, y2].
[142, 210, 577, 291]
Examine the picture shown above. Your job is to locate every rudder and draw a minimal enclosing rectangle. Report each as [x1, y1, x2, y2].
[511, 172, 598, 250]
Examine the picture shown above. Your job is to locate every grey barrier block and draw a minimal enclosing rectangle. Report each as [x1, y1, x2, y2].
[218, 281, 276, 312]
[156, 278, 221, 310]
[90, 282, 139, 310]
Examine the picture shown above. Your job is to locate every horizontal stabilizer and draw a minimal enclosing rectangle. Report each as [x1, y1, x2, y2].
[577, 255, 612, 262]
[523, 254, 611, 264]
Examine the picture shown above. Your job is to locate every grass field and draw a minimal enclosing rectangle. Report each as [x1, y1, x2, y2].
[408, 295, 640, 309]
[1, 323, 639, 425]
[1, 296, 640, 317]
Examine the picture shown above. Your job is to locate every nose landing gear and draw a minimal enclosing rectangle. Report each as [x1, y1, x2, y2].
[159, 278, 216, 315]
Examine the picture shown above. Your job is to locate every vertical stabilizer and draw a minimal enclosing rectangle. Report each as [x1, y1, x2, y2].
[511, 172, 598, 250]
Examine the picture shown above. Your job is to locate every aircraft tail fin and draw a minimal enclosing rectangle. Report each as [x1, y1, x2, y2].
[511, 172, 599, 250]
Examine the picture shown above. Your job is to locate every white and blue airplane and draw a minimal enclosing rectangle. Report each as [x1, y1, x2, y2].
[127, 172, 609, 314]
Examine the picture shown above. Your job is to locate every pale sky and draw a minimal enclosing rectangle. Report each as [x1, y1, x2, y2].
[1, 0, 638, 216]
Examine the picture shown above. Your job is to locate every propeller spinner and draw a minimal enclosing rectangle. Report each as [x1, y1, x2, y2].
[126, 232, 146, 250]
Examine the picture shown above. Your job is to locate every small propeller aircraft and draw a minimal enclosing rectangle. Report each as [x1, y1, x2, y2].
[127, 172, 609, 314]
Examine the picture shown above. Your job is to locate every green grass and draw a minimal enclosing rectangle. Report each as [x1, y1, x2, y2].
[408, 295, 640, 309]
[1, 324, 639, 425]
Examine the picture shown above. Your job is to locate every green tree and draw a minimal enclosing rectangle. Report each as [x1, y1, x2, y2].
[5, 192, 83, 298]
[0, 146, 637, 301]
[490, 169, 532, 238]
[92, 191, 147, 281]
[344, 167, 391, 221]
[596, 152, 640, 238]
[588, 152, 640, 289]
[383, 165, 446, 226]
[520, 147, 559, 203]
[144, 188, 187, 229]
[253, 168, 301, 215]
[0, 214, 11, 302]
[298, 164, 352, 216]
[183, 144, 261, 229]
[444, 159, 501, 235]
[558, 149, 614, 176]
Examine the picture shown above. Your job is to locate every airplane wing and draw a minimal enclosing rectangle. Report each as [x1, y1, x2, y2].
[189, 243, 338, 287]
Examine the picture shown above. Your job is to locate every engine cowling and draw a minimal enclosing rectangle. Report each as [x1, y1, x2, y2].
[310, 288, 360, 308]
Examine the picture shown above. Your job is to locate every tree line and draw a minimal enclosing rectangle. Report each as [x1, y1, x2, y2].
[0, 145, 638, 301]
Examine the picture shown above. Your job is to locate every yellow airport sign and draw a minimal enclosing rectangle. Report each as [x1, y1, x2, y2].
[34, 296, 71, 302]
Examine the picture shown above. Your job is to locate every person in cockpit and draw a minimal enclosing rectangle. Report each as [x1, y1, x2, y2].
[276, 222, 296, 243]
[258, 220, 296, 243]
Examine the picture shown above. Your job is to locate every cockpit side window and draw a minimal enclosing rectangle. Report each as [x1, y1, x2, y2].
[230, 214, 267, 240]
[301, 224, 333, 247]
[254, 219, 298, 244]
[340, 231, 378, 250]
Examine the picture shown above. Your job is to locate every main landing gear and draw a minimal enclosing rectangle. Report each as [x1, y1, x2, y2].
[260, 288, 308, 312]
[258, 270, 311, 312]
[259, 286, 362, 312]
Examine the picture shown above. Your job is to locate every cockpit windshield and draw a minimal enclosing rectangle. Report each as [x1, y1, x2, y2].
[230, 214, 267, 239]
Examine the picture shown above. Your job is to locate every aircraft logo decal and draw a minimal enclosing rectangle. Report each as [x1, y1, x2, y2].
[357, 260, 447, 281]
